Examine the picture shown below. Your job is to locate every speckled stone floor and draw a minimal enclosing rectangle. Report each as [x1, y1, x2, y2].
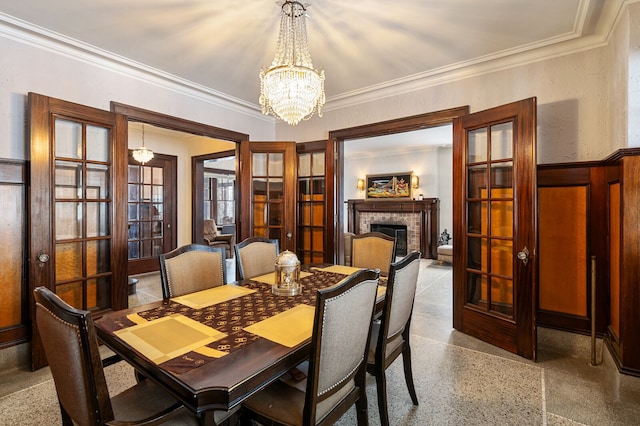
[2, 259, 640, 425]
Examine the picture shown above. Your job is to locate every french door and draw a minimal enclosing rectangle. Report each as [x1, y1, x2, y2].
[453, 98, 537, 359]
[29, 93, 128, 369]
[126, 152, 177, 275]
[238, 141, 297, 251]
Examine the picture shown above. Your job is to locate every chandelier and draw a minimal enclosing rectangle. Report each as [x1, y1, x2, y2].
[132, 124, 154, 165]
[259, 1, 325, 126]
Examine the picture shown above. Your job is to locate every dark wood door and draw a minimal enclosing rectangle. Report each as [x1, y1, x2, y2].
[453, 98, 537, 359]
[126, 152, 177, 275]
[238, 141, 297, 252]
[29, 93, 128, 369]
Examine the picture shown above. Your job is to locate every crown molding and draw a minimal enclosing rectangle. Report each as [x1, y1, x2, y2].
[0, 13, 269, 121]
[323, 0, 634, 112]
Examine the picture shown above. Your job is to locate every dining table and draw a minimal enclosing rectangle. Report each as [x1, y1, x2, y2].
[95, 264, 386, 425]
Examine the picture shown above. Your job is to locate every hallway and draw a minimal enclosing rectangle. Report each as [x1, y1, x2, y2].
[1, 260, 640, 425]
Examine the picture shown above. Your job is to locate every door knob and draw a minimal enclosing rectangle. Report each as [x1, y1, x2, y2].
[286, 232, 292, 238]
[37, 252, 50, 264]
[517, 246, 529, 266]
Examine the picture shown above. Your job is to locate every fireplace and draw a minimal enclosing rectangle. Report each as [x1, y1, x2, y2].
[371, 223, 407, 257]
[346, 199, 439, 259]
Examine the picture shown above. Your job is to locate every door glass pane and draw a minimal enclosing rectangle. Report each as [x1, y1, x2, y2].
[56, 281, 83, 307]
[268, 153, 283, 176]
[298, 153, 310, 177]
[490, 122, 513, 161]
[490, 276, 513, 316]
[86, 202, 109, 237]
[491, 239, 513, 277]
[56, 242, 82, 280]
[55, 161, 82, 199]
[152, 167, 163, 184]
[253, 178, 267, 199]
[467, 237, 485, 271]
[312, 178, 324, 196]
[55, 202, 81, 239]
[467, 165, 486, 199]
[490, 201, 513, 237]
[87, 239, 111, 275]
[467, 128, 487, 163]
[86, 125, 110, 162]
[268, 202, 282, 226]
[491, 163, 513, 193]
[467, 201, 485, 234]
[253, 153, 267, 176]
[269, 178, 283, 199]
[467, 273, 486, 306]
[86, 164, 109, 199]
[312, 153, 324, 175]
[86, 276, 111, 311]
[54, 119, 82, 159]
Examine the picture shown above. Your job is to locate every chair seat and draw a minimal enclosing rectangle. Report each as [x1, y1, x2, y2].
[243, 374, 356, 425]
[367, 320, 404, 363]
[437, 244, 453, 256]
[112, 378, 236, 425]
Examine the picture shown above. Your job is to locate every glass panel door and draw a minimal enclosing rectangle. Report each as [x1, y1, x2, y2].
[297, 151, 325, 263]
[453, 98, 537, 359]
[127, 164, 165, 261]
[54, 119, 112, 311]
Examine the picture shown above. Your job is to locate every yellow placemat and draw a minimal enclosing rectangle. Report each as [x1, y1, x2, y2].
[314, 265, 363, 275]
[251, 271, 313, 285]
[171, 285, 256, 309]
[243, 304, 315, 348]
[114, 314, 227, 364]
[376, 285, 386, 300]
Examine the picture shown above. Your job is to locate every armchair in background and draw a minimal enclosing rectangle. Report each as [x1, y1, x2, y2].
[204, 219, 235, 258]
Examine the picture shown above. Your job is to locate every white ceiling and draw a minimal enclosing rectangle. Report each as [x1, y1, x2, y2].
[0, 0, 617, 108]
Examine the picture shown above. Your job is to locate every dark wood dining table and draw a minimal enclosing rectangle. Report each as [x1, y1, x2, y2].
[95, 264, 385, 425]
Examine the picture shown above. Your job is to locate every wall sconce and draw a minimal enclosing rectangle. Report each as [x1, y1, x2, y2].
[356, 178, 366, 191]
[411, 175, 419, 189]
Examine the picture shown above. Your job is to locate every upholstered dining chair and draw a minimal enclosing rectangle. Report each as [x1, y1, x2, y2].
[159, 244, 227, 299]
[33, 286, 204, 426]
[234, 236, 279, 280]
[351, 231, 397, 276]
[203, 219, 235, 258]
[240, 268, 380, 426]
[367, 250, 421, 426]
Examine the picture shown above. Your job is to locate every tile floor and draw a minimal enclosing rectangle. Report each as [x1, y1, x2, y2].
[1, 259, 640, 425]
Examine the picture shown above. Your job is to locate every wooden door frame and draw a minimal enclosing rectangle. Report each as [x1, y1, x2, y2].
[192, 149, 238, 245]
[328, 106, 470, 264]
[110, 103, 248, 249]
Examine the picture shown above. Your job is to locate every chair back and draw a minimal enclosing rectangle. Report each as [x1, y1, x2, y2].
[204, 219, 218, 240]
[234, 236, 279, 280]
[34, 286, 114, 425]
[380, 251, 421, 351]
[159, 244, 227, 298]
[343, 232, 355, 266]
[304, 269, 380, 424]
[351, 231, 397, 275]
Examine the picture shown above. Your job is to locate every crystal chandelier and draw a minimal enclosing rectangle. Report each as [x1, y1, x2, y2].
[132, 124, 154, 164]
[259, 1, 325, 126]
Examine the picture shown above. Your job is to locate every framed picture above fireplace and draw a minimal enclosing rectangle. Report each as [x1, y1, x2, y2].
[365, 172, 413, 200]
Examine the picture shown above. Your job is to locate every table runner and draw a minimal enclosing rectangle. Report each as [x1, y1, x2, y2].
[99, 267, 384, 374]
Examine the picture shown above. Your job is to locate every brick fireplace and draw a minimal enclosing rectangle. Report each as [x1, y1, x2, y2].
[346, 199, 440, 259]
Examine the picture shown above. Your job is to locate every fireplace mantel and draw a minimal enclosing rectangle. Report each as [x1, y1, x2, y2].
[346, 198, 439, 259]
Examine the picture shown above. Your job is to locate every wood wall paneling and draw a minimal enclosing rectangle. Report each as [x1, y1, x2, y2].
[609, 182, 621, 339]
[0, 160, 28, 347]
[538, 186, 588, 316]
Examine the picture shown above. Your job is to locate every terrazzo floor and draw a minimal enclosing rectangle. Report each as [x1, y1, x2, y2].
[2, 259, 640, 425]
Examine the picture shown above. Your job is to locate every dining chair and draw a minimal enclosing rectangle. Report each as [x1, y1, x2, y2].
[240, 268, 380, 426]
[234, 236, 279, 280]
[159, 244, 227, 299]
[343, 232, 355, 266]
[204, 218, 235, 258]
[351, 231, 397, 276]
[367, 250, 421, 426]
[32, 286, 204, 425]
